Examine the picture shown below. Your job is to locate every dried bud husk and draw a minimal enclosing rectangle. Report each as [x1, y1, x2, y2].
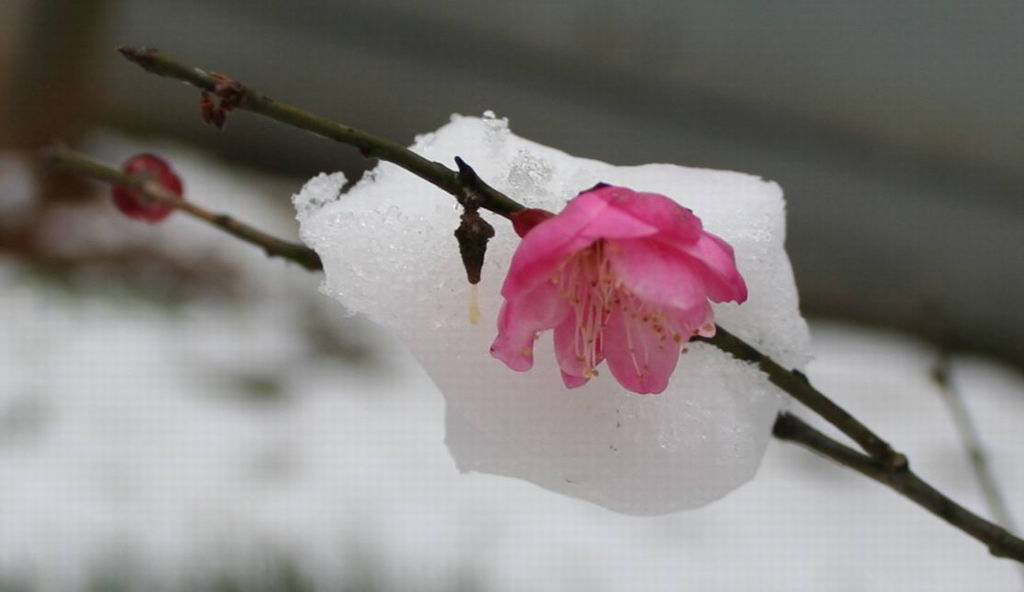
[454, 207, 495, 284]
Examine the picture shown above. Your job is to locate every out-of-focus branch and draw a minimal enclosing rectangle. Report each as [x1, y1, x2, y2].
[44, 146, 323, 271]
[774, 413, 1024, 562]
[117, 46, 526, 220]
[931, 353, 1024, 576]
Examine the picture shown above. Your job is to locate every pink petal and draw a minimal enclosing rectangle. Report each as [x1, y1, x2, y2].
[590, 186, 704, 243]
[490, 280, 569, 372]
[553, 314, 604, 389]
[675, 232, 748, 303]
[602, 307, 682, 395]
[670, 299, 715, 337]
[501, 191, 661, 299]
[560, 371, 589, 389]
[605, 238, 710, 313]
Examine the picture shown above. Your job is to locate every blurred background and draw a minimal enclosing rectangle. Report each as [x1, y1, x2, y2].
[1, 1, 1022, 590]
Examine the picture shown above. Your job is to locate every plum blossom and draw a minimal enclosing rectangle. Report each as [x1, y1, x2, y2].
[490, 184, 748, 394]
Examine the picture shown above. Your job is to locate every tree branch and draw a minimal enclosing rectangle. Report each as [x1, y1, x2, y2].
[44, 145, 323, 271]
[699, 327, 906, 469]
[90, 45, 1024, 563]
[117, 46, 525, 220]
[774, 412, 1024, 562]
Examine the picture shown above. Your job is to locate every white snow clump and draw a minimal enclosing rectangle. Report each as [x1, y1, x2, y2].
[294, 113, 809, 514]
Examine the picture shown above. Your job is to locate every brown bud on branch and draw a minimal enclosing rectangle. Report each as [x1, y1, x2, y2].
[454, 207, 495, 285]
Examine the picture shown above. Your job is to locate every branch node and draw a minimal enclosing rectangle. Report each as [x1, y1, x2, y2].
[453, 156, 483, 207]
[197, 74, 246, 129]
[210, 73, 245, 108]
[889, 452, 910, 472]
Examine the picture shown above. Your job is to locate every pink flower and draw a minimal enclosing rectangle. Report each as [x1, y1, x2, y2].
[490, 184, 748, 394]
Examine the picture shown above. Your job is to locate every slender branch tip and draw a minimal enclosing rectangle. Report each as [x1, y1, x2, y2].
[117, 45, 156, 68]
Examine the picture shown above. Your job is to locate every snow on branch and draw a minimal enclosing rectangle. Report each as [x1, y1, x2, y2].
[41, 45, 1024, 564]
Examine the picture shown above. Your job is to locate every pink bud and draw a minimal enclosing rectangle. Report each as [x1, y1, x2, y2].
[111, 154, 183, 223]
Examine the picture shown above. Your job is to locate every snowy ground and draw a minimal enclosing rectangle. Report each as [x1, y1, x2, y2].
[1, 139, 1022, 590]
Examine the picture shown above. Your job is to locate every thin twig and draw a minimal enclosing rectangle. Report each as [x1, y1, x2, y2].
[44, 145, 323, 271]
[934, 353, 1019, 532]
[109, 45, 1024, 563]
[932, 352, 1024, 579]
[117, 46, 525, 220]
[774, 413, 1024, 561]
